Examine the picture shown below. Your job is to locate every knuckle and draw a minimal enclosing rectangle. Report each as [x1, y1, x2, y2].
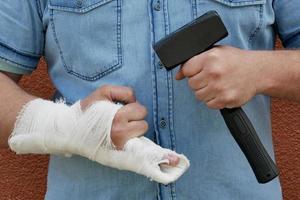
[207, 65, 222, 79]
[223, 92, 236, 105]
[209, 48, 221, 58]
[223, 95, 231, 104]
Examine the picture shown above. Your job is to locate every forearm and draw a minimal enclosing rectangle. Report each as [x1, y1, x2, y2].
[253, 50, 300, 102]
[0, 72, 36, 148]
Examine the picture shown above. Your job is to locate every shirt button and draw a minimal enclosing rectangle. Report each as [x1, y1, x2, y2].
[159, 118, 167, 129]
[154, 1, 161, 11]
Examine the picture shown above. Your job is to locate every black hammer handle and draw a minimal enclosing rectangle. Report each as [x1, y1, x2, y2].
[220, 108, 279, 183]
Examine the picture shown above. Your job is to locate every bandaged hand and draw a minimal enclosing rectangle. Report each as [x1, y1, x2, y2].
[9, 85, 190, 184]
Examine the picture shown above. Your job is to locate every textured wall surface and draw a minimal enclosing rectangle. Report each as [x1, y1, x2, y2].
[0, 56, 299, 199]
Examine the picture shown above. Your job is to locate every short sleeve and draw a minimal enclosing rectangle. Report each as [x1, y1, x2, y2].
[0, 0, 44, 74]
[273, 0, 300, 48]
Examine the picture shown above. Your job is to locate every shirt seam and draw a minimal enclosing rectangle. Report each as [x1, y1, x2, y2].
[163, 0, 176, 199]
[191, 0, 197, 19]
[48, 0, 114, 13]
[248, 4, 264, 46]
[35, 0, 43, 21]
[213, 0, 266, 7]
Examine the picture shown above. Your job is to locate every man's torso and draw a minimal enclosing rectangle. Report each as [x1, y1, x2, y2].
[38, 0, 282, 199]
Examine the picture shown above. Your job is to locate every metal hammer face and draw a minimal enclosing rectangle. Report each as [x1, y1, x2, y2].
[153, 10, 228, 70]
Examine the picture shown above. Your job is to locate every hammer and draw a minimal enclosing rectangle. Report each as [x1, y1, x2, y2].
[153, 10, 278, 184]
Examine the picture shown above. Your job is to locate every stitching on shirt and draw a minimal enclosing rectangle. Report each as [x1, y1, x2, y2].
[162, 0, 176, 162]
[0, 56, 36, 71]
[35, 0, 43, 21]
[163, 1, 177, 199]
[116, 0, 122, 72]
[0, 43, 39, 70]
[212, 0, 266, 7]
[48, 0, 113, 13]
[191, 0, 197, 19]
[49, 0, 122, 81]
[248, 5, 264, 46]
[148, 0, 160, 148]
[163, 1, 169, 38]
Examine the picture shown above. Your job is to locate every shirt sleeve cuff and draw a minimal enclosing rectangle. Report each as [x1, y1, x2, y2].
[0, 59, 32, 75]
[0, 41, 40, 73]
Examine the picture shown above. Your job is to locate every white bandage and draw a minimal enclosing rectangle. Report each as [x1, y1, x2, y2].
[9, 99, 190, 184]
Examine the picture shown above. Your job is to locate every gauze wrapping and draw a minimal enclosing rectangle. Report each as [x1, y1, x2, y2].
[9, 99, 190, 184]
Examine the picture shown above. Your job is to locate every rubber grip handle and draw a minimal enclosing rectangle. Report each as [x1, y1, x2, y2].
[220, 107, 279, 183]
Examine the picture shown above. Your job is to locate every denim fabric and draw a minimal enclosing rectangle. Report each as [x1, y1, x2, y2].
[1, 0, 300, 199]
[0, 61, 31, 74]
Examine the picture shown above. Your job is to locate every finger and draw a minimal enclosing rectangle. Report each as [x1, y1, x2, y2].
[188, 72, 208, 90]
[195, 86, 215, 102]
[125, 120, 149, 139]
[180, 55, 205, 78]
[175, 67, 185, 80]
[118, 102, 148, 122]
[100, 85, 136, 104]
[206, 98, 225, 109]
[111, 121, 148, 150]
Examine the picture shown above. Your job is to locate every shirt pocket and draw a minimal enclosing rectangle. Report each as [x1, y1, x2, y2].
[194, 0, 266, 48]
[48, 0, 122, 81]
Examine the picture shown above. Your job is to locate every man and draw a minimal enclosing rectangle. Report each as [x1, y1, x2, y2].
[0, 0, 299, 199]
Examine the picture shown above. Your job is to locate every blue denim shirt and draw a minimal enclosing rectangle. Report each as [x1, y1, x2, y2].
[1, 0, 299, 199]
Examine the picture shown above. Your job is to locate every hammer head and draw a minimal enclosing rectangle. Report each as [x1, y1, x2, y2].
[153, 10, 228, 70]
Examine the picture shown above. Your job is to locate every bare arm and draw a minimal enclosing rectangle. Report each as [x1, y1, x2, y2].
[254, 50, 300, 102]
[0, 72, 36, 148]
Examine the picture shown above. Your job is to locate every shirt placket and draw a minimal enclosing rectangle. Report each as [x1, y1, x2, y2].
[149, 0, 176, 200]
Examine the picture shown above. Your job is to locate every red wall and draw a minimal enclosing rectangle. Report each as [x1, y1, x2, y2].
[0, 55, 299, 199]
